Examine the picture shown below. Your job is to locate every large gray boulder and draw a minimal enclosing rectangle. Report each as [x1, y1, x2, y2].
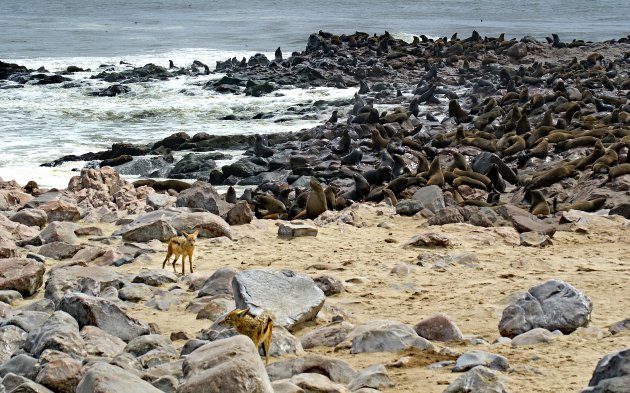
[339, 320, 435, 354]
[411, 185, 445, 214]
[24, 311, 86, 358]
[443, 366, 509, 393]
[80, 326, 127, 358]
[499, 279, 592, 337]
[44, 265, 128, 306]
[266, 354, 357, 384]
[58, 293, 149, 342]
[179, 335, 274, 393]
[0, 311, 49, 333]
[121, 220, 177, 242]
[582, 349, 630, 393]
[175, 181, 232, 216]
[197, 267, 237, 298]
[232, 269, 325, 331]
[0, 258, 45, 296]
[76, 362, 163, 393]
[0, 325, 28, 363]
[35, 351, 83, 393]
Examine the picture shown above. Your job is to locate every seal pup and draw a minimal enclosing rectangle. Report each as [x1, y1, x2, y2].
[530, 190, 551, 216]
[326, 110, 338, 124]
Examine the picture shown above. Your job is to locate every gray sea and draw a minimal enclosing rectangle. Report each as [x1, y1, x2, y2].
[1, 0, 629, 187]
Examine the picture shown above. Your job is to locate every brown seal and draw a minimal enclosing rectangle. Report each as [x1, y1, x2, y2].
[324, 186, 337, 210]
[382, 188, 398, 207]
[530, 190, 550, 216]
[426, 157, 444, 187]
[371, 128, 390, 150]
[306, 178, 328, 219]
[559, 198, 606, 212]
[529, 164, 576, 189]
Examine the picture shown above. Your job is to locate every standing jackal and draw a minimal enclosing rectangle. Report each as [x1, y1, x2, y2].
[218, 308, 273, 365]
[162, 229, 199, 275]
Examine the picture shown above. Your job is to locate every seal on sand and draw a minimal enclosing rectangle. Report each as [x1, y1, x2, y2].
[306, 178, 328, 219]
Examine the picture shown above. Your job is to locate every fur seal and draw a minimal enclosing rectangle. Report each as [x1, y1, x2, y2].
[529, 164, 576, 189]
[333, 129, 351, 154]
[254, 134, 274, 158]
[426, 157, 444, 187]
[487, 164, 506, 192]
[387, 175, 425, 194]
[500, 135, 526, 157]
[452, 168, 492, 187]
[364, 166, 393, 185]
[225, 186, 237, 204]
[530, 190, 551, 216]
[340, 149, 363, 166]
[449, 151, 469, 171]
[324, 186, 337, 210]
[254, 194, 287, 217]
[275, 47, 283, 62]
[306, 179, 327, 219]
[133, 179, 192, 192]
[371, 129, 390, 150]
[382, 189, 398, 207]
[453, 175, 487, 190]
[448, 99, 472, 123]
[608, 163, 630, 180]
[462, 137, 497, 152]
[326, 110, 338, 124]
[559, 198, 606, 212]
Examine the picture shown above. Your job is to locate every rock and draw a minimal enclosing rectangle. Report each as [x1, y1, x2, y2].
[610, 203, 630, 219]
[58, 292, 149, 342]
[70, 246, 106, 263]
[403, 233, 452, 248]
[412, 185, 445, 213]
[395, 200, 424, 216]
[499, 279, 592, 337]
[118, 283, 155, 302]
[44, 265, 127, 306]
[9, 209, 48, 228]
[519, 232, 553, 247]
[313, 275, 344, 296]
[39, 200, 81, 222]
[146, 193, 176, 210]
[0, 189, 33, 211]
[151, 376, 178, 393]
[443, 366, 509, 393]
[80, 325, 126, 358]
[76, 362, 163, 393]
[74, 226, 103, 237]
[339, 320, 435, 354]
[232, 269, 325, 331]
[0, 325, 28, 363]
[427, 207, 465, 225]
[0, 354, 39, 379]
[348, 364, 395, 391]
[222, 158, 268, 178]
[271, 381, 303, 393]
[179, 335, 273, 393]
[21, 299, 55, 314]
[413, 313, 464, 342]
[1, 311, 49, 333]
[496, 204, 556, 236]
[169, 153, 217, 179]
[582, 349, 630, 393]
[122, 219, 177, 243]
[38, 242, 83, 260]
[23, 311, 86, 358]
[146, 288, 185, 311]
[266, 354, 357, 384]
[35, 351, 83, 393]
[278, 223, 318, 238]
[2, 376, 54, 393]
[609, 318, 630, 335]
[0, 289, 22, 304]
[175, 182, 232, 216]
[0, 239, 18, 258]
[195, 296, 234, 321]
[123, 334, 177, 369]
[226, 201, 254, 225]
[300, 321, 354, 349]
[0, 258, 45, 296]
[511, 327, 555, 346]
[38, 221, 79, 245]
[289, 373, 349, 393]
[197, 267, 237, 298]
[452, 350, 510, 372]
[507, 42, 528, 60]
[132, 269, 178, 287]
[268, 326, 305, 357]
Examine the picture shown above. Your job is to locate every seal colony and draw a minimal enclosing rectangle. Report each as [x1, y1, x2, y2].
[1, 30, 630, 393]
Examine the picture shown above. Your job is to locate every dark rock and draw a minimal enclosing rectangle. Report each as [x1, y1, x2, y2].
[499, 279, 592, 338]
[404, 233, 452, 248]
[0, 354, 39, 379]
[610, 203, 630, 219]
[197, 267, 237, 298]
[413, 313, 464, 341]
[169, 153, 217, 179]
[222, 158, 267, 178]
[23, 311, 86, 358]
[10, 209, 48, 228]
[100, 154, 133, 167]
[152, 132, 190, 151]
[89, 84, 131, 97]
[583, 349, 630, 393]
[175, 181, 232, 216]
[313, 275, 344, 296]
[0, 311, 49, 333]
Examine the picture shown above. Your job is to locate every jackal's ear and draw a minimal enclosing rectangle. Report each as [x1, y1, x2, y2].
[190, 228, 200, 239]
[181, 231, 189, 237]
[236, 308, 250, 318]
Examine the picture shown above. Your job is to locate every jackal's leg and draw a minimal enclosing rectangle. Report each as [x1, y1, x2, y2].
[188, 253, 194, 274]
[172, 255, 179, 273]
[162, 251, 171, 269]
[263, 323, 272, 365]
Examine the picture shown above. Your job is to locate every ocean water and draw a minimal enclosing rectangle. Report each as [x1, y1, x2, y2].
[1, 0, 629, 188]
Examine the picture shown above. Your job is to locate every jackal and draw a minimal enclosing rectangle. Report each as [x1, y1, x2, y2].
[218, 308, 273, 365]
[162, 229, 199, 275]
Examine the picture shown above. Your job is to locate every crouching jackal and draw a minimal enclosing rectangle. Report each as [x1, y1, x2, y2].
[162, 229, 199, 275]
[218, 308, 273, 365]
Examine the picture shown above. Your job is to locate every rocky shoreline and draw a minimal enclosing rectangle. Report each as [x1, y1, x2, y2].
[1, 31, 630, 392]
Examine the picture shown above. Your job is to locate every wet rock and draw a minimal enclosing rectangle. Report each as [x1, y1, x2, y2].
[300, 321, 354, 349]
[58, 292, 149, 342]
[38, 221, 79, 245]
[197, 267, 237, 298]
[413, 313, 464, 342]
[339, 320, 435, 354]
[39, 200, 81, 222]
[9, 208, 48, 228]
[24, 311, 86, 358]
[403, 233, 452, 248]
[313, 275, 344, 296]
[175, 181, 232, 216]
[412, 185, 445, 213]
[132, 269, 178, 287]
[511, 327, 556, 346]
[278, 223, 318, 238]
[38, 241, 83, 260]
[179, 335, 273, 393]
[582, 348, 630, 393]
[44, 265, 128, 306]
[499, 279, 592, 337]
[222, 158, 268, 178]
[266, 354, 357, 384]
[77, 362, 163, 393]
[348, 364, 395, 391]
[452, 350, 510, 372]
[443, 366, 509, 393]
[232, 269, 325, 331]
[35, 351, 83, 393]
[226, 200, 254, 225]
[0, 325, 28, 363]
[0, 258, 45, 296]
[168, 153, 217, 179]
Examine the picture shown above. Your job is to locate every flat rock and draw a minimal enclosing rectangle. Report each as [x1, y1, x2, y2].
[313, 275, 344, 296]
[1, 311, 49, 333]
[80, 325, 127, 358]
[278, 223, 318, 238]
[23, 311, 86, 358]
[266, 354, 357, 384]
[403, 233, 452, 248]
[348, 364, 395, 391]
[499, 279, 592, 338]
[0, 189, 33, 211]
[38, 242, 83, 260]
[9, 208, 48, 229]
[121, 219, 177, 242]
[496, 204, 556, 236]
[339, 320, 435, 354]
[519, 232, 553, 247]
[452, 350, 510, 372]
[0, 258, 45, 296]
[232, 269, 325, 331]
[413, 313, 464, 342]
[443, 365, 509, 393]
[38, 221, 79, 245]
[179, 335, 273, 393]
[427, 207, 465, 225]
[132, 269, 178, 287]
[76, 362, 163, 393]
[44, 265, 128, 306]
[511, 327, 555, 346]
[395, 200, 423, 216]
[582, 349, 630, 393]
[58, 292, 149, 342]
